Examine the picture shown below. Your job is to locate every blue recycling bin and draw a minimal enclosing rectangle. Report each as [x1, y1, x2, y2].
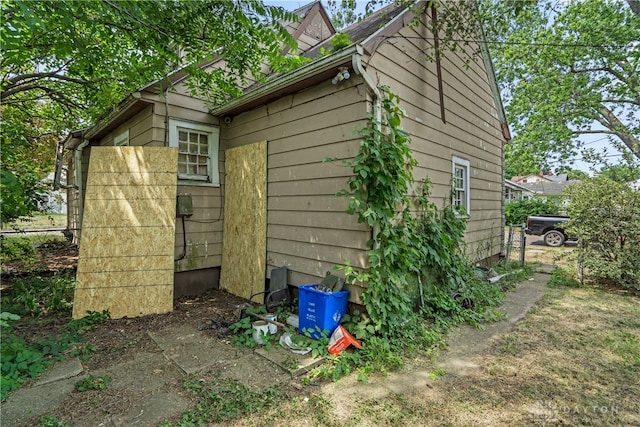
[298, 284, 349, 339]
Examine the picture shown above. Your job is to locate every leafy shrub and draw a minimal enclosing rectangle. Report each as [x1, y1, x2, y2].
[1, 274, 75, 316]
[0, 236, 36, 264]
[505, 197, 559, 225]
[565, 177, 640, 289]
[548, 267, 582, 288]
[1, 310, 109, 400]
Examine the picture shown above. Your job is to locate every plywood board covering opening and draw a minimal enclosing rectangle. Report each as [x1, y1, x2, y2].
[220, 141, 267, 301]
[73, 147, 178, 319]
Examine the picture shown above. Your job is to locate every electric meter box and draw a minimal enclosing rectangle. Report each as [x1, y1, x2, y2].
[176, 195, 193, 217]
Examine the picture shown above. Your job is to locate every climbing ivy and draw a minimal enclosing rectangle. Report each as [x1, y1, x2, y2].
[337, 87, 494, 339]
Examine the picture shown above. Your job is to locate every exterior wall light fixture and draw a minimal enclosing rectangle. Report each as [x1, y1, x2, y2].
[332, 67, 351, 84]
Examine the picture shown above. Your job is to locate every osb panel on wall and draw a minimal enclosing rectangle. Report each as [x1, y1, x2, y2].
[220, 141, 267, 301]
[73, 147, 178, 319]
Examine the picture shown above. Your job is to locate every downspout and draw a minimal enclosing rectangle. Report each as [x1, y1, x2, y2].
[53, 138, 77, 190]
[352, 51, 382, 250]
[75, 139, 90, 237]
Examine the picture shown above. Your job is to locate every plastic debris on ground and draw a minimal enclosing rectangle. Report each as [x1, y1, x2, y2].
[279, 332, 312, 355]
[327, 325, 362, 355]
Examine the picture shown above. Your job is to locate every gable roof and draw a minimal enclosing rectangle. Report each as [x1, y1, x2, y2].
[212, 1, 510, 145]
[520, 180, 581, 196]
[505, 180, 534, 193]
[305, 2, 408, 57]
[284, 1, 336, 54]
[141, 1, 333, 94]
[212, 2, 417, 116]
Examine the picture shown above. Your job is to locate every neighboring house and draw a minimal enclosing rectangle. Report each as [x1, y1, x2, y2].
[511, 172, 568, 184]
[40, 172, 67, 214]
[505, 180, 534, 202]
[519, 180, 580, 208]
[56, 1, 509, 313]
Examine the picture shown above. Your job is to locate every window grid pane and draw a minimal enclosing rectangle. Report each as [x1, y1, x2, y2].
[177, 128, 209, 180]
[453, 164, 467, 209]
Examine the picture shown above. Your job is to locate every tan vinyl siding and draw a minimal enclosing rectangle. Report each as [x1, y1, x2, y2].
[368, 17, 504, 260]
[99, 106, 155, 147]
[90, 91, 225, 272]
[222, 79, 369, 289]
[137, 91, 225, 272]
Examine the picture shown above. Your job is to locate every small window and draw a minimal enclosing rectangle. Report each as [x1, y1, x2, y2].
[452, 156, 470, 215]
[114, 130, 129, 146]
[169, 119, 219, 184]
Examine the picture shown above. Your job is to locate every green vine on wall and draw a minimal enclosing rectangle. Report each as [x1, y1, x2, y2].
[336, 87, 487, 339]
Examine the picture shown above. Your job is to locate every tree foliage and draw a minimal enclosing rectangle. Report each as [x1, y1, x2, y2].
[565, 177, 640, 290]
[505, 197, 560, 225]
[326, 0, 363, 29]
[597, 162, 640, 183]
[1, 0, 299, 223]
[489, 0, 640, 170]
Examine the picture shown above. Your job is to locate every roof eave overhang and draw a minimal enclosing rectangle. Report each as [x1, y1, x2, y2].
[210, 44, 362, 117]
[81, 94, 155, 142]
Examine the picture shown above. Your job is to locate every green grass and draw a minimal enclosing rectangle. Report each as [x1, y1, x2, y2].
[194, 277, 640, 427]
[3, 214, 66, 230]
[163, 377, 284, 426]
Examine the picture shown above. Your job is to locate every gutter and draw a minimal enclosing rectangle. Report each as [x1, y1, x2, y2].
[211, 45, 361, 116]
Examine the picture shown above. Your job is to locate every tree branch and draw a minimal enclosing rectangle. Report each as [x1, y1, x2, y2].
[627, 0, 640, 18]
[570, 64, 628, 85]
[594, 104, 640, 159]
[570, 62, 640, 105]
[602, 99, 640, 106]
[573, 130, 616, 135]
[0, 84, 85, 109]
[6, 72, 91, 86]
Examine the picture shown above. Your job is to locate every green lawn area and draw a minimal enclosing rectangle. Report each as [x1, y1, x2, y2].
[2, 214, 67, 230]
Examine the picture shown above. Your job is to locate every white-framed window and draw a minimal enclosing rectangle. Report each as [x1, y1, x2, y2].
[114, 129, 129, 146]
[169, 119, 220, 185]
[452, 156, 470, 215]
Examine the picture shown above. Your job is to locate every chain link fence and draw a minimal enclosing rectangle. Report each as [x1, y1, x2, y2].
[505, 224, 526, 266]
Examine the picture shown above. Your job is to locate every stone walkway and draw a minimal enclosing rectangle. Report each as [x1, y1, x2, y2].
[1, 269, 550, 426]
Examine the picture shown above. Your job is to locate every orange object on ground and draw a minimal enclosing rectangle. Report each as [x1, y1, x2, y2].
[327, 325, 362, 355]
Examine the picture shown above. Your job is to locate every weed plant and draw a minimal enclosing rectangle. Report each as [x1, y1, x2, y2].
[2, 274, 75, 316]
[548, 267, 582, 288]
[1, 271, 109, 400]
[0, 236, 37, 264]
[75, 375, 112, 392]
[164, 377, 282, 426]
[35, 415, 70, 427]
